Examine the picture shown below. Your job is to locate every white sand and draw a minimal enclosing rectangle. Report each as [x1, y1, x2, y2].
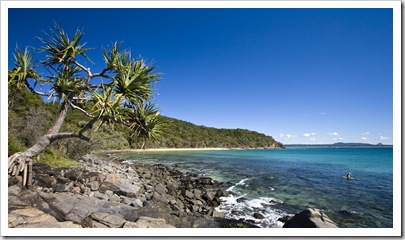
[97, 148, 234, 153]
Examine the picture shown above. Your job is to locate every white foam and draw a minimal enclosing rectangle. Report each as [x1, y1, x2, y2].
[216, 194, 287, 228]
[226, 178, 250, 192]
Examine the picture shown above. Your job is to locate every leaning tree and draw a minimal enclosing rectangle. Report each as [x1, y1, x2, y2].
[8, 23, 165, 187]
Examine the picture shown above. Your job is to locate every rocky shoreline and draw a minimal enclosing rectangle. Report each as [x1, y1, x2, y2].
[8, 152, 338, 229]
[8, 152, 260, 228]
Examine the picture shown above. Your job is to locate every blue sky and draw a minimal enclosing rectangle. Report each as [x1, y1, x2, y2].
[8, 7, 394, 144]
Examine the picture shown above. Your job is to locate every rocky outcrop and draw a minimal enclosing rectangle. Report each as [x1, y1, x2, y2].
[282, 208, 338, 228]
[8, 153, 256, 228]
[8, 207, 82, 228]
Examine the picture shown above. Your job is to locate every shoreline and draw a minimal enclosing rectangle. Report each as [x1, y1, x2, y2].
[97, 147, 282, 154]
[8, 152, 260, 228]
[8, 152, 338, 229]
[98, 147, 231, 153]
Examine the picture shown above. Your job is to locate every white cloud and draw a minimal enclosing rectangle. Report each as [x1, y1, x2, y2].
[303, 133, 316, 137]
[362, 132, 370, 135]
[380, 136, 388, 140]
[278, 133, 296, 140]
[360, 137, 368, 141]
[328, 132, 342, 141]
[309, 138, 317, 141]
[320, 112, 327, 115]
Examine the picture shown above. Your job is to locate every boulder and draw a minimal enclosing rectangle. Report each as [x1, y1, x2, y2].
[9, 207, 82, 228]
[87, 181, 100, 191]
[126, 216, 175, 228]
[199, 177, 213, 185]
[253, 212, 265, 219]
[212, 210, 225, 218]
[283, 208, 338, 228]
[184, 190, 194, 199]
[91, 212, 126, 228]
[37, 191, 139, 223]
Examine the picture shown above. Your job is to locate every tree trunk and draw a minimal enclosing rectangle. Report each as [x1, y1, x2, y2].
[8, 100, 70, 188]
[8, 95, 103, 187]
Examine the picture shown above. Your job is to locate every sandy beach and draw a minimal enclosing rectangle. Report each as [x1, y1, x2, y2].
[97, 148, 236, 153]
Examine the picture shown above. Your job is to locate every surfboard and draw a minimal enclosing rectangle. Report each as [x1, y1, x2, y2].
[342, 176, 357, 180]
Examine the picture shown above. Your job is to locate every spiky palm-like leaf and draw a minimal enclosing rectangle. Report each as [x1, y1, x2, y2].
[8, 47, 40, 88]
[114, 58, 159, 102]
[49, 64, 83, 101]
[90, 86, 125, 128]
[102, 41, 123, 70]
[38, 22, 92, 65]
[127, 102, 165, 141]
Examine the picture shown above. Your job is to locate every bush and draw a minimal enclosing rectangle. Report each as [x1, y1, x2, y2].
[37, 148, 78, 169]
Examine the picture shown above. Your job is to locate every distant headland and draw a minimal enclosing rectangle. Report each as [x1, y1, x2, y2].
[285, 142, 393, 148]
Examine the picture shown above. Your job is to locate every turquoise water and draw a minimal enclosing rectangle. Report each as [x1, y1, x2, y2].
[122, 148, 393, 228]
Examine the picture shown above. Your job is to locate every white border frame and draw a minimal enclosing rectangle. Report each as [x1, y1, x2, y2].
[1, 1, 401, 237]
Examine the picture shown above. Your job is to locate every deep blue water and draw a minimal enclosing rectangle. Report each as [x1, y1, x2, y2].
[122, 148, 393, 228]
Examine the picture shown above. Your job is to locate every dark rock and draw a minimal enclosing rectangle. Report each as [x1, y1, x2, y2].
[253, 213, 265, 219]
[36, 174, 57, 188]
[339, 210, 354, 215]
[269, 199, 278, 204]
[200, 177, 213, 185]
[283, 208, 338, 228]
[236, 197, 248, 203]
[53, 183, 70, 192]
[202, 192, 215, 202]
[278, 215, 292, 223]
[32, 163, 52, 174]
[215, 189, 228, 198]
[216, 218, 260, 228]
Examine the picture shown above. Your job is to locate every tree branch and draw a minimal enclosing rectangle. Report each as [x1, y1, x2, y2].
[66, 100, 95, 118]
[92, 68, 113, 79]
[72, 59, 92, 83]
[25, 79, 52, 97]
[78, 109, 105, 137]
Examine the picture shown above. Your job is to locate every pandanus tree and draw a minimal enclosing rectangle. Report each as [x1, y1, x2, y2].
[8, 23, 165, 187]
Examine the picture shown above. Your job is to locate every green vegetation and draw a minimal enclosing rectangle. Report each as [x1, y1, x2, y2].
[8, 23, 164, 186]
[133, 117, 284, 149]
[9, 88, 283, 161]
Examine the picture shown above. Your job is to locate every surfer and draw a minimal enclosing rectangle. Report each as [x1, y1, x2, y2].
[346, 172, 352, 180]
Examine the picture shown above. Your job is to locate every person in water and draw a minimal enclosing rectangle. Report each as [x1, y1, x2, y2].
[346, 172, 352, 179]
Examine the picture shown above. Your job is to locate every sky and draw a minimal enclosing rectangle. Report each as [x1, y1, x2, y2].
[7, 6, 394, 145]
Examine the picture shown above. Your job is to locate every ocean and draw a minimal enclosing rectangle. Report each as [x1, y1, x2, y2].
[121, 147, 393, 228]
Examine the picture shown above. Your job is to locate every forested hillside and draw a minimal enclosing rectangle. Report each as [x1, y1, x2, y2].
[8, 88, 283, 165]
[140, 117, 283, 149]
